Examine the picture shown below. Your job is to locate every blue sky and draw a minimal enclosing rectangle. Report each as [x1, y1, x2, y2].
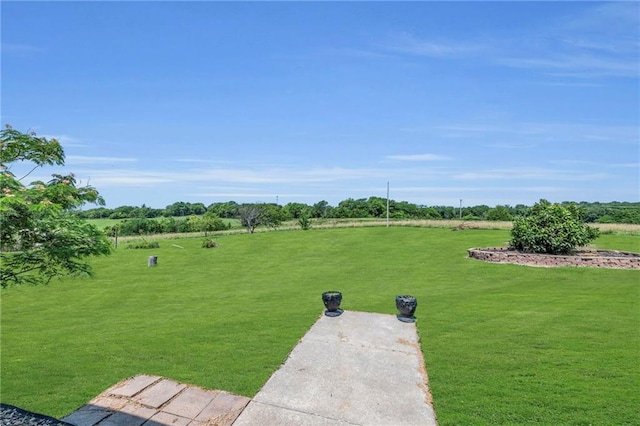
[2, 1, 638, 209]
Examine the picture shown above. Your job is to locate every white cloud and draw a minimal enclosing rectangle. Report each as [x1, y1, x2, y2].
[452, 168, 608, 182]
[374, 3, 639, 79]
[499, 3, 639, 78]
[66, 155, 138, 164]
[80, 165, 392, 188]
[391, 185, 565, 194]
[381, 33, 485, 58]
[435, 121, 638, 145]
[485, 143, 536, 149]
[189, 192, 313, 200]
[1, 43, 42, 54]
[386, 154, 450, 161]
[39, 134, 86, 147]
[499, 55, 638, 78]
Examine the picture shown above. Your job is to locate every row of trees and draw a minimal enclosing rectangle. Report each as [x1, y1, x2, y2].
[107, 213, 231, 237]
[77, 198, 640, 224]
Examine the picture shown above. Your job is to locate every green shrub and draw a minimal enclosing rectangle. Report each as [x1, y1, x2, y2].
[509, 199, 599, 254]
[202, 239, 219, 248]
[298, 214, 312, 230]
[126, 239, 160, 249]
[487, 205, 513, 221]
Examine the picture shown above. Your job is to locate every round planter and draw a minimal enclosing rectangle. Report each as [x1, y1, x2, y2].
[322, 291, 343, 317]
[395, 295, 417, 323]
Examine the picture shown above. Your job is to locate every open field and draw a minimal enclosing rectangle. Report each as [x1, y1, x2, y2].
[1, 228, 638, 424]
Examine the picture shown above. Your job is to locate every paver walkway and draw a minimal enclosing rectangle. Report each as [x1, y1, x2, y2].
[63, 310, 436, 425]
[62, 375, 250, 426]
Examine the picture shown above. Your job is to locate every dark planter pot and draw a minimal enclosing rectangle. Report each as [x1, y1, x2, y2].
[396, 295, 417, 323]
[322, 291, 343, 317]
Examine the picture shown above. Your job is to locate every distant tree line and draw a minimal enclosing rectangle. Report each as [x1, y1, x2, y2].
[76, 198, 639, 233]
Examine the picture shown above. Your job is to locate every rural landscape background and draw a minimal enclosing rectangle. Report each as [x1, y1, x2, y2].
[2, 1, 638, 425]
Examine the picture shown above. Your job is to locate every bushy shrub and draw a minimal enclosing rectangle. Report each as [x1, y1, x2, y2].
[119, 217, 164, 236]
[487, 205, 513, 221]
[126, 239, 160, 249]
[298, 214, 312, 230]
[509, 199, 599, 255]
[202, 239, 218, 248]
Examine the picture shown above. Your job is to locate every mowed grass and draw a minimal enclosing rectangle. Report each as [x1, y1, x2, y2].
[1, 227, 638, 424]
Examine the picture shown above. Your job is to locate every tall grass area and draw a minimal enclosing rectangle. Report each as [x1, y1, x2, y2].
[1, 228, 638, 424]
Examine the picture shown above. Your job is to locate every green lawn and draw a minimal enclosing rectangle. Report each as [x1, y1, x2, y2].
[1, 228, 638, 424]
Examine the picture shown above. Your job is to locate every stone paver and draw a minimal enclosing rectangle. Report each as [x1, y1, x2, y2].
[96, 403, 156, 426]
[144, 411, 192, 426]
[107, 375, 160, 398]
[193, 392, 250, 425]
[162, 387, 218, 418]
[132, 379, 187, 409]
[62, 377, 248, 426]
[62, 406, 112, 426]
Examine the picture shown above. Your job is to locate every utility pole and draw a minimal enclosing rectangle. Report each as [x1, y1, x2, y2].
[459, 199, 463, 219]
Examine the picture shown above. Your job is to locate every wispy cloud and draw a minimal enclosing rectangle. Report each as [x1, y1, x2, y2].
[1, 42, 42, 55]
[189, 192, 312, 200]
[40, 134, 87, 148]
[391, 185, 565, 194]
[380, 32, 485, 58]
[436, 122, 639, 145]
[485, 143, 536, 149]
[452, 168, 608, 182]
[500, 55, 638, 78]
[500, 2, 639, 78]
[372, 2, 638, 79]
[82, 166, 390, 188]
[67, 155, 138, 165]
[386, 153, 450, 161]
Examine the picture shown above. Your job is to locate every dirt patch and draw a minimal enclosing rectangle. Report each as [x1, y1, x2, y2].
[468, 248, 640, 269]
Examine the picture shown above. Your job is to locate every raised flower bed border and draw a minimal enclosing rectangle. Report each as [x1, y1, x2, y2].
[468, 248, 640, 269]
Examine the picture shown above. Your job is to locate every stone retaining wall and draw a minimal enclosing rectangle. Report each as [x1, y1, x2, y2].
[468, 248, 640, 269]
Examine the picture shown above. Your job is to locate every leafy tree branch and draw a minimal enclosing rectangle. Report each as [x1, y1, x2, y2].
[1, 125, 111, 287]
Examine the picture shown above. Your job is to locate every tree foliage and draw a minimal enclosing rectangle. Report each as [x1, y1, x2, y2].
[237, 203, 283, 233]
[487, 205, 513, 221]
[0, 125, 111, 287]
[509, 199, 599, 255]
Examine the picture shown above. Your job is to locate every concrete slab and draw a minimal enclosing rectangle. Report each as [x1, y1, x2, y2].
[106, 375, 161, 398]
[162, 386, 218, 418]
[233, 401, 357, 426]
[132, 379, 186, 409]
[86, 396, 128, 411]
[193, 392, 250, 425]
[143, 411, 192, 426]
[234, 310, 437, 426]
